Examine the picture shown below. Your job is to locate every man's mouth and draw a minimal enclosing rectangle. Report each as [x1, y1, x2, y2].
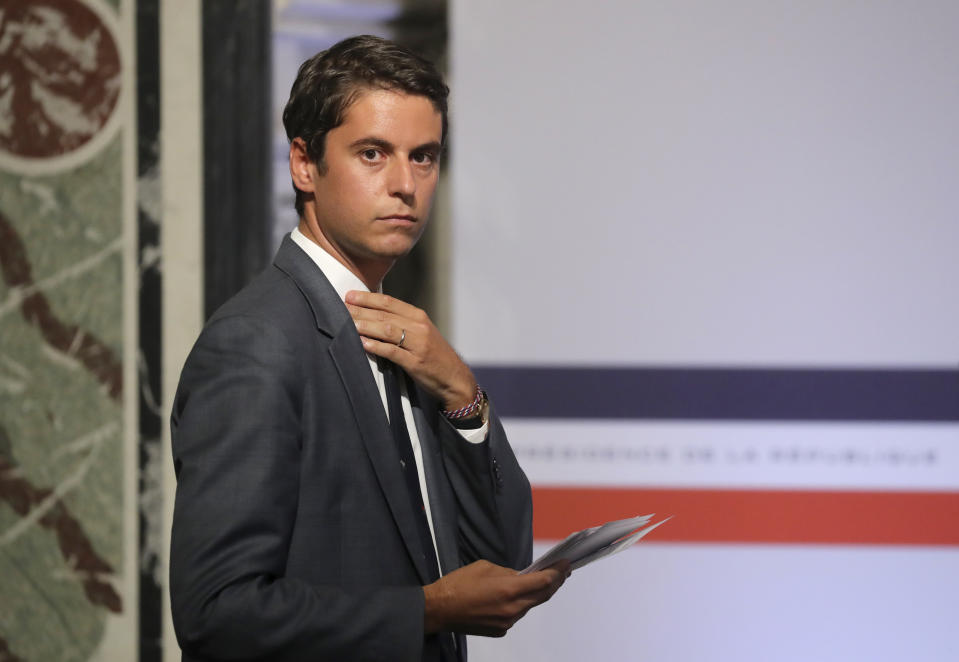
[378, 214, 417, 222]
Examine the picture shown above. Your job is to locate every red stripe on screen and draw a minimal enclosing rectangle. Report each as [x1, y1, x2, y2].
[532, 486, 959, 545]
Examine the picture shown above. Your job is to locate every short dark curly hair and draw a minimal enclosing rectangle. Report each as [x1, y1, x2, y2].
[282, 35, 449, 217]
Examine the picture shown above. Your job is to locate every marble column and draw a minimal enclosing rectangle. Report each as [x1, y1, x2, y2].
[0, 0, 141, 660]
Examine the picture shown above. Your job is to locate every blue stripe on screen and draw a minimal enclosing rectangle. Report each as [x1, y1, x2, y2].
[473, 366, 959, 422]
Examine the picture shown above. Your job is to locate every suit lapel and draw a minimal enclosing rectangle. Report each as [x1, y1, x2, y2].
[274, 235, 434, 584]
[329, 331, 435, 584]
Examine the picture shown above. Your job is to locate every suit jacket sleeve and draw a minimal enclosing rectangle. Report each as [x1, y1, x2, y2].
[435, 407, 533, 571]
[169, 313, 425, 662]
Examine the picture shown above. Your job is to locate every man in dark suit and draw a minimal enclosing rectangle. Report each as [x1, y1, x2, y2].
[169, 35, 568, 661]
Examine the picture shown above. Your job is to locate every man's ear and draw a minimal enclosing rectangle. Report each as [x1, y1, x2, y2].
[289, 137, 315, 193]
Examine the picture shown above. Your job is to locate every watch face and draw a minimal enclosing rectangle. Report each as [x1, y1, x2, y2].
[474, 395, 490, 427]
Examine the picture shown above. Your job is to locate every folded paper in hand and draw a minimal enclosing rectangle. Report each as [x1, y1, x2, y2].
[520, 514, 671, 574]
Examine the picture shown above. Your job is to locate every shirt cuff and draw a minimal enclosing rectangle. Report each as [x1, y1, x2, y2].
[456, 420, 489, 444]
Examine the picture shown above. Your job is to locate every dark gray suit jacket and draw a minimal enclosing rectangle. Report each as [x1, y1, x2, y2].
[169, 236, 533, 661]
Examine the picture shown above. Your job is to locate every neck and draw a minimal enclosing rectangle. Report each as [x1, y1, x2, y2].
[296, 218, 391, 291]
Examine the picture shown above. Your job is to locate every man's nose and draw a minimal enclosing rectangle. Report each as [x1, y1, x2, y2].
[388, 159, 416, 201]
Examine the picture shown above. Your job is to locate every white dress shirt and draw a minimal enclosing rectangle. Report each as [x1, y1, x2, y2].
[291, 227, 486, 568]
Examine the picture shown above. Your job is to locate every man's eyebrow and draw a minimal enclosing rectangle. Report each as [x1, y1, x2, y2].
[348, 137, 442, 154]
[415, 141, 443, 155]
[349, 137, 394, 151]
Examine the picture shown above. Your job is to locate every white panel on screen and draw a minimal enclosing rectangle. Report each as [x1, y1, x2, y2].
[505, 419, 959, 492]
[469, 544, 959, 662]
[450, 0, 959, 367]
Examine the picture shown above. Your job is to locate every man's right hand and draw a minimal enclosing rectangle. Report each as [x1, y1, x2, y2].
[422, 559, 571, 637]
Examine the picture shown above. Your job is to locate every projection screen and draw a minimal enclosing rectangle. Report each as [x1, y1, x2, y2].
[449, 2, 959, 660]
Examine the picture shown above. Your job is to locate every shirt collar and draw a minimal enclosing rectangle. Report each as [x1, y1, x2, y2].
[290, 226, 374, 301]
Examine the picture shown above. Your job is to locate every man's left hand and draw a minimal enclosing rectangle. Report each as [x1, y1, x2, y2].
[346, 290, 477, 411]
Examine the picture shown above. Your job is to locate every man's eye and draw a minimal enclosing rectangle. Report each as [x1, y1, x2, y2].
[412, 152, 434, 165]
[362, 149, 380, 161]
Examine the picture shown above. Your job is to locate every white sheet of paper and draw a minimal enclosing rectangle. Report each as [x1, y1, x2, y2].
[569, 517, 672, 570]
[521, 514, 671, 574]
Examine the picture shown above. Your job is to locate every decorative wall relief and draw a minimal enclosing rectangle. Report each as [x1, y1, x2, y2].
[0, 0, 123, 173]
[0, 0, 133, 660]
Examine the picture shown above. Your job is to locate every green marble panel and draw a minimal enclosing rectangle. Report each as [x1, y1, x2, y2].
[0, 133, 127, 661]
